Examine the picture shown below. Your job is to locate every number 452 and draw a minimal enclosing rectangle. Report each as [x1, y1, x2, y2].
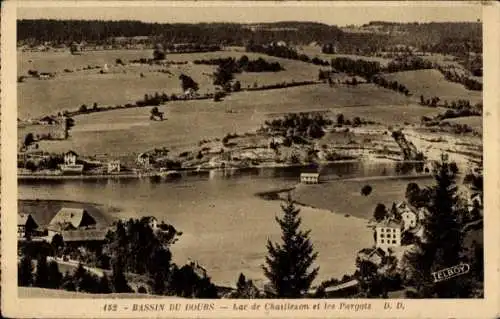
[104, 304, 118, 311]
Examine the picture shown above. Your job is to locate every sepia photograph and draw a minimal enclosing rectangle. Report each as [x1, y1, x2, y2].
[2, 1, 499, 318]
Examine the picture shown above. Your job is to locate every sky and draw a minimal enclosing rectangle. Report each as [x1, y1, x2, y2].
[16, 2, 482, 26]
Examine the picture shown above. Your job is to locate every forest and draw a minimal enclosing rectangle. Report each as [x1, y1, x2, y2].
[18, 19, 482, 56]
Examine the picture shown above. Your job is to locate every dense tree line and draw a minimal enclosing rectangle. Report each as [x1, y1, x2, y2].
[330, 57, 381, 79]
[371, 75, 410, 95]
[18, 20, 342, 47]
[385, 56, 433, 73]
[18, 19, 481, 58]
[437, 66, 482, 91]
[194, 56, 284, 72]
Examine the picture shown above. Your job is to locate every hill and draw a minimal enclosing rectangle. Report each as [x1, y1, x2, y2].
[382, 69, 482, 105]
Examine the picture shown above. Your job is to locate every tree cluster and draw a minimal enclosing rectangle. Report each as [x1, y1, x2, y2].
[264, 112, 332, 140]
[402, 155, 481, 298]
[331, 57, 381, 79]
[195, 56, 284, 73]
[103, 218, 217, 298]
[371, 75, 410, 95]
[437, 66, 482, 91]
[385, 56, 433, 73]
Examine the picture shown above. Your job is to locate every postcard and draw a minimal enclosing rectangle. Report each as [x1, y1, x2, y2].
[1, 1, 499, 318]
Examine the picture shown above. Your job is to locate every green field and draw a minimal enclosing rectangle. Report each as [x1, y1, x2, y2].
[382, 69, 482, 105]
[18, 49, 321, 119]
[291, 175, 435, 220]
[443, 116, 482, 132]
[31, 84, 443, 159]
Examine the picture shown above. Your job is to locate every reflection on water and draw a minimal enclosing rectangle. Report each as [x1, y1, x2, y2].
[18, 161, 420, 219]
[20, 161, 418, 190]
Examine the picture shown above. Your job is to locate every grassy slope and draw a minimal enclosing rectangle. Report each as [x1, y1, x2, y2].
[31, 84, 440, 159]
[443, 116, 482, 132]
[291, 176, 435, 220]
[18, 49, 320, 119]
[297, 45, 392, 67]
[382, 69, 482, 104]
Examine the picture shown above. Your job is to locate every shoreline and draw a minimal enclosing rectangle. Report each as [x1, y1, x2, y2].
[17, 158, 433, 181]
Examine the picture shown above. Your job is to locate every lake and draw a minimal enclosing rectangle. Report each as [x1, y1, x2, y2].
[18, 161, 421, 288]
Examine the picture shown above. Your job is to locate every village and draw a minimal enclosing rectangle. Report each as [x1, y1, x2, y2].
[14, 8, 485, 303]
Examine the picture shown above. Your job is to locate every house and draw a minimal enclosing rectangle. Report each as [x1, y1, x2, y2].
[64, 151, 78, 165]
[17, 213, 39, 238]
[357, 247, 386, 266]
[323, 279, 360, 298]
[47, 207, 97, 239]
[300, 173, 320, 184]
[137, 153, 151, 168]
[107, 160, 121, 173]
[375, 219, 402, 252]
[60, 150, 83, 174]
[38, 72, 54, 80]
[468, 193, 483, 212]
[396, 202, 418, 231]
[38, 116, 56, 125]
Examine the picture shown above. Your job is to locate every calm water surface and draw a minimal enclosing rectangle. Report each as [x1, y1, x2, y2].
[19, 162, 413, 286]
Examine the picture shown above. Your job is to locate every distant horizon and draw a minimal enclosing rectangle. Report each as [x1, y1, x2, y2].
[17, 2, 482, 27]
[17, 18, 482, 27]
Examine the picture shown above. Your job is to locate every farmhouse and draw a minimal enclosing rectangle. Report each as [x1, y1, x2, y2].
[300, 173, 320, 184]
[17, 213, 39, 239]
[38, 116, 57, 125]
[374, 219, 401, 252]
[356, 247, 386, 266]
[47, 207, 97, 239]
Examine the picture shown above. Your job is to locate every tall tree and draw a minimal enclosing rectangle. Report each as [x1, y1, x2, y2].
[98, 274, 112, 294]
[402, 154, 469, 297]
[262, 194, 319, 298]
[47, 260, 63, 289]
[111, 259, 132, 293]
[18, 255, 34, 287]
[34, 255, 50, 288]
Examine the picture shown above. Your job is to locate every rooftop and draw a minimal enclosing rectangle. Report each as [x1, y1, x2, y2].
[49, 207, 96, 229]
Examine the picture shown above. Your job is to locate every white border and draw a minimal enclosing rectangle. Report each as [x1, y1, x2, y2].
[2, 1, 500, 318]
